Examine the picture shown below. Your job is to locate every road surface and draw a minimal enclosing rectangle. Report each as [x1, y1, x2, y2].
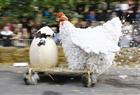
[0, 66, 140, 95]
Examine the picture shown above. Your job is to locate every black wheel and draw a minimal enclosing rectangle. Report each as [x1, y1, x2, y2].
[81, 72, 95, 87]
[24, 72, 39, 85]
[24, 77, 30, 85]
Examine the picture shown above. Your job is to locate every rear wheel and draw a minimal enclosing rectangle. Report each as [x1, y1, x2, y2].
[81, 72, 95, 87]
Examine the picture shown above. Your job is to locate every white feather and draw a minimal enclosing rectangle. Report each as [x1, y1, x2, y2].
[59, 17, 122, 76]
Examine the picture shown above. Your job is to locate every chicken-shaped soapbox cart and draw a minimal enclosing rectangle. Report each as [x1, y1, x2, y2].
[24, 12, 122, 87]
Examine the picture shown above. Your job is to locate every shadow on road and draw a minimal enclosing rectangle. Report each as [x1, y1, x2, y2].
[39, 74, 82, 85]
[42, 91, 62, 95]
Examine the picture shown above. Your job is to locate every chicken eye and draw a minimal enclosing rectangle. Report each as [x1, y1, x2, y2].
[100, 58, 103, 61]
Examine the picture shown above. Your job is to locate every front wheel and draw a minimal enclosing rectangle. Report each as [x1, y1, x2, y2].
[24, 71, 39, 85]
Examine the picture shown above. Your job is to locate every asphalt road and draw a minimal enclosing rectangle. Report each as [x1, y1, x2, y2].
[0, 67, 140, 95]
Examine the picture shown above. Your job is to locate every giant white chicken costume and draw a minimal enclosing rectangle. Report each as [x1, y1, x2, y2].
[57, 12, 122, 81]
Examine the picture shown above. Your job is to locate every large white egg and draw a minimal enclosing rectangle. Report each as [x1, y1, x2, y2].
[29, 26, 58, 68]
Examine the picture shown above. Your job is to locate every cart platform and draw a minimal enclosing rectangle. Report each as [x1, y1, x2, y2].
[24, 64, 95, 87]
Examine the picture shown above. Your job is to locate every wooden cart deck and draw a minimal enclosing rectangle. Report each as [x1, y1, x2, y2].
[28, 66, 92, 75]
[25, 64, 94, 87]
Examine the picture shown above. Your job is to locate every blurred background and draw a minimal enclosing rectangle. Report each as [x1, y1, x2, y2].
[0, 0, 139, 48]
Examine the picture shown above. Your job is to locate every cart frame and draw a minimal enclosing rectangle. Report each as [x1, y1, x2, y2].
[24, 65, 95, 87]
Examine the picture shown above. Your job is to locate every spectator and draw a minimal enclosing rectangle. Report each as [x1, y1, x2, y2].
[119, 33, 133, 48]
[84, 10, 96, 22]
[52, 26, 60, 45]
[22, 28, 29, 39]
[76, 0, 86, 14]
[0, 26, 14, 47]
[135, 5, 140, 21]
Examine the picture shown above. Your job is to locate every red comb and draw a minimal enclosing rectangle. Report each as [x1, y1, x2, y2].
[56, 12, 64, 18]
